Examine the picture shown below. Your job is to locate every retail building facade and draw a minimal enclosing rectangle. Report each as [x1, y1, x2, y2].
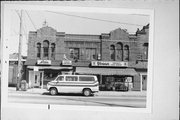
[25, 24, 149, 91]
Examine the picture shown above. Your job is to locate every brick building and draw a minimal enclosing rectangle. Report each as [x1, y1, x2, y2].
[25, 23, 149, 91]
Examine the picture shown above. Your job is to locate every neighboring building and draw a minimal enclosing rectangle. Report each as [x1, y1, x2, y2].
[9, 53, 26, 86]
[25, 23, 149, 91]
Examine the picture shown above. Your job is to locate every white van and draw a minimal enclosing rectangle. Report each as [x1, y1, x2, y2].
[47, 75, 99, 96]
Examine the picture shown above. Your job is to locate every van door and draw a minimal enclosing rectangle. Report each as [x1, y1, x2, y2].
[55, 76, 65, 92]
[63, 76, 79, 93]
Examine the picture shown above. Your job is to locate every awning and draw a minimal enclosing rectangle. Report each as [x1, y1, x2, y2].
[75, 67, 137, 76]
[27, 66, 72, 70]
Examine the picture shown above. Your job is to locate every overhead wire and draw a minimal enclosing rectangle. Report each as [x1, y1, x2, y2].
[46, 11, 145, 27]
[25, 10, 37, 31]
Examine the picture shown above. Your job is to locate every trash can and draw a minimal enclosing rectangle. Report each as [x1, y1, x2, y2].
[21, 80, 27, 91]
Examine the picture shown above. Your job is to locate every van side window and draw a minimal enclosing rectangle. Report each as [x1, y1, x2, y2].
[66, 76, 78, 81]
[57, 76, 64, 81]
[79, 76, 95, 81]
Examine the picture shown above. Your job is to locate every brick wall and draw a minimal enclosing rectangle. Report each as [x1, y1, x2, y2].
[27, 25, 149, 63]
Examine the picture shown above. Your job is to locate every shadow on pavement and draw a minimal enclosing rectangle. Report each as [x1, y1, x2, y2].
[42, 92, 94, 97]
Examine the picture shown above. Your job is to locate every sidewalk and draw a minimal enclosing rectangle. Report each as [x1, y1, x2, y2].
[8, 87, 146, 97]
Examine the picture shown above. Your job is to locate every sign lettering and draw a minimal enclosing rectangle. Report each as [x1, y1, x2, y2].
[37, 60, 51, 65]
[91, 61, 128, 67]
[62, 60, 72, 65]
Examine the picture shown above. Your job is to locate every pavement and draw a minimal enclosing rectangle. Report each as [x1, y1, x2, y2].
[8, 87, 146, 97]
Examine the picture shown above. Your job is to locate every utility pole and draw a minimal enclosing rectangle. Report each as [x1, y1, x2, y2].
[16, 10, 23, 91]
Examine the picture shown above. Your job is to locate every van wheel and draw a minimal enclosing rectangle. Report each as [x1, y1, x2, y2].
[50, 88, 58, 95]
[83, 89, 92, 96]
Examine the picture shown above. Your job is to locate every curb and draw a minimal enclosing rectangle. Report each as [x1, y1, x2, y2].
[8, 87, 146, 97]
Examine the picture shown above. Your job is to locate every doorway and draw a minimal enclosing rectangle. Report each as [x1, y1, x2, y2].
[29, 71, 44, 88]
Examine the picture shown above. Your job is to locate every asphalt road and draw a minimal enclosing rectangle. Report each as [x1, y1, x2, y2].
[8, 92, 146, 108]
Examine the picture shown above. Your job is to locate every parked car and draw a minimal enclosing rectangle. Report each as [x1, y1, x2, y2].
[115, 82, 129, 91]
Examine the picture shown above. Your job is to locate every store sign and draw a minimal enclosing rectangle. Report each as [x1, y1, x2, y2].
[37, 60, 51, 65]
[33, 67, 39, 71]
[62, 60, 72, 66]
[91, 61, 128, 67]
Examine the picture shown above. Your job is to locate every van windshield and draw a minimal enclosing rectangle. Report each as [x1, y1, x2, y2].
[56, 76, 64, 81]
[79, 76, 95, 82]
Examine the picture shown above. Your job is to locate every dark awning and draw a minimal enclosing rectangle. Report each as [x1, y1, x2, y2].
[27, 66, 72, 70]
[75, 67, 137, 76]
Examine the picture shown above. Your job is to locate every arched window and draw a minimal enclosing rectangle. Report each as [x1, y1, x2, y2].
[124, 45, 129, 61]
[116, 42, 123, 61]
[110, 45, 115, 61]
[43, 40, 49, 59]
[37, 43, 41, 58]
[143, 43, 148, 59]
[51, 43, 55, 60]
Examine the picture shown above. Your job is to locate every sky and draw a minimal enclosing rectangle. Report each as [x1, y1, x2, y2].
[9, 9, 149, 56]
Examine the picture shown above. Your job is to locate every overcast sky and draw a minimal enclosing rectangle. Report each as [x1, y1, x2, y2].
[9, 10, 149, 56]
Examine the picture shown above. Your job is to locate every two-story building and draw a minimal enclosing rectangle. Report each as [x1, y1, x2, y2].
[25, 23, 149, 91]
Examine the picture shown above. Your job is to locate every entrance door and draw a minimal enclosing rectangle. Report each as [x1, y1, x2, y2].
[29, 71, 43, 88]
[34, 72, 40, 87]
[142, 75, 147, 90]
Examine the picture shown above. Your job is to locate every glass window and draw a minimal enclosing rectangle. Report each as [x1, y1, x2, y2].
[65, 76, 78, 81]
[86, 48, 96, 60]
[43, 40, 49, 58]
[56, 76, 64, 81]
[124, 45, 129, 61]
[116, 42, 123, 61]
[51, 43, 55, 59]
[69, 48, 79, 60]
[110, 45, 115, 61]
[79, 76, 95, 81]
[37, 43, 41, 58]
[143, 43, 148, 59]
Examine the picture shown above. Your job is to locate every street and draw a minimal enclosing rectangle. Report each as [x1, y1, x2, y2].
[8, 88, 146, 108]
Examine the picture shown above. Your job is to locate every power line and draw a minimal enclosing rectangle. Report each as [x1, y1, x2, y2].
[14, 10, 28, 42]
[25, 10, 37, 30]
[46, 11, 145, 27]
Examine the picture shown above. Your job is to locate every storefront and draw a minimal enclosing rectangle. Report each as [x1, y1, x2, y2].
[25, 59, 73, 88]
[75, 61, 139, 91]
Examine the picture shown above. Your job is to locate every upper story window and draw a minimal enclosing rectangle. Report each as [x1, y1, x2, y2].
[116, 42, 123, 61]
[143, 43, 148, 59]
[51, 43, 55, 60]
[86, 48, 96, 60]
[43, 40, 49, 59]
[37, 43, 41, 58]
[69, 48, 80, 60]
[124, 45, 129, 61]
[110, 45, 115, 61]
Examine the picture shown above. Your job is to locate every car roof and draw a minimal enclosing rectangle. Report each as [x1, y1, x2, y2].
[58, 74, 95, 77]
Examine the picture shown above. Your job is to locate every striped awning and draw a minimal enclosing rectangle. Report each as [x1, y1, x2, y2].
[75, 67, 137, 76]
